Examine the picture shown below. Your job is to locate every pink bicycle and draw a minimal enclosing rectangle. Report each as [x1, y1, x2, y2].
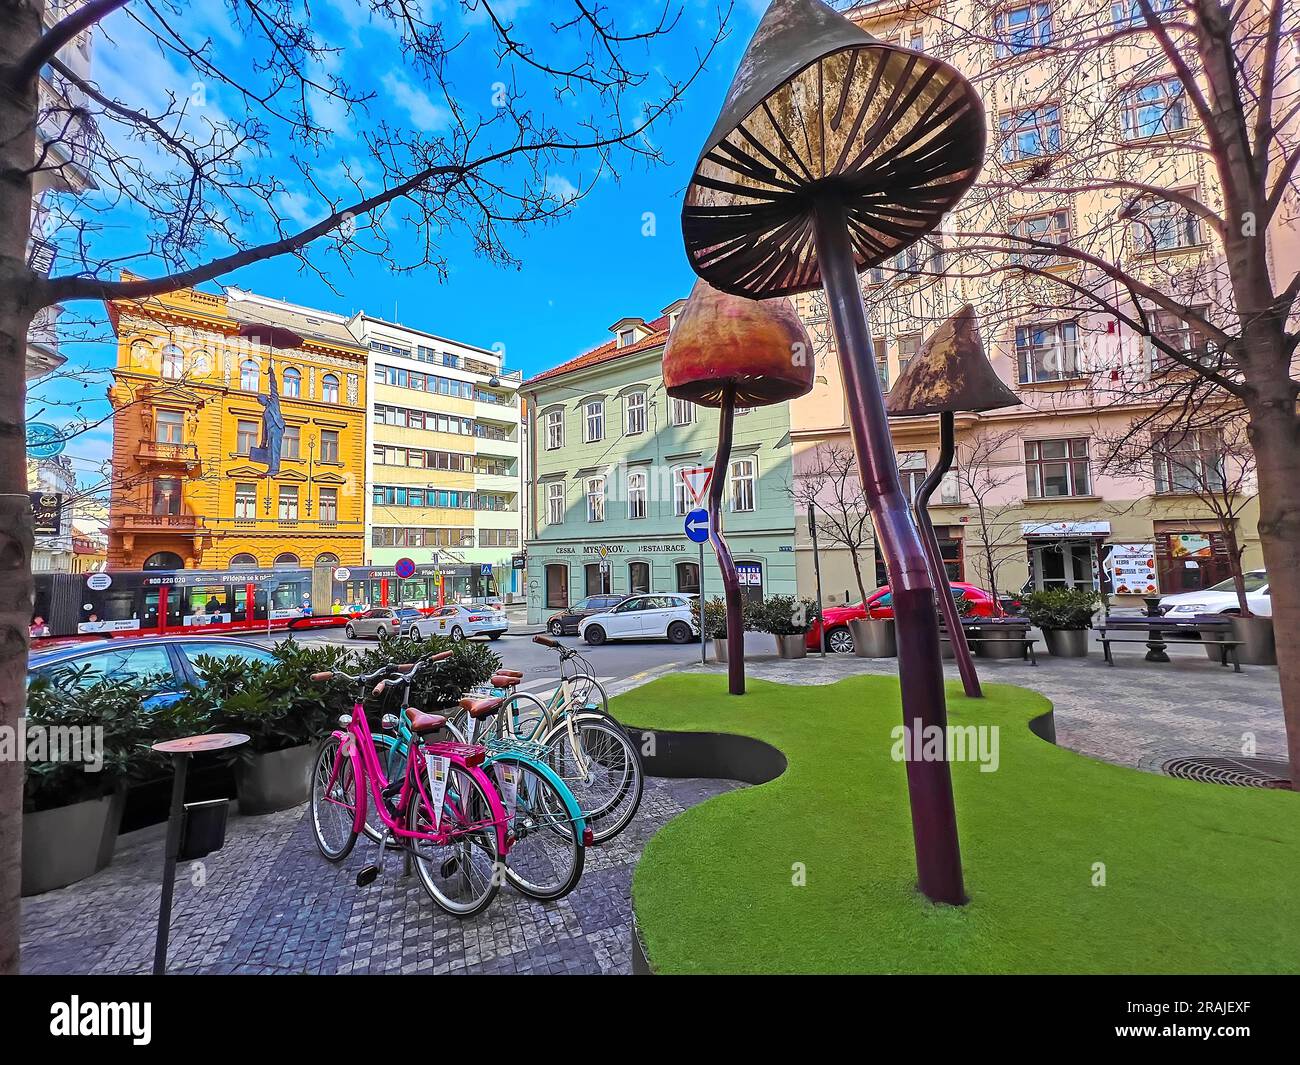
[308, 654, 510, 917]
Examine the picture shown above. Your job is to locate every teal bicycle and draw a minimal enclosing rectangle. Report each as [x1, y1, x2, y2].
[448, 636, 643, 844]
[367, 659, 591, 901]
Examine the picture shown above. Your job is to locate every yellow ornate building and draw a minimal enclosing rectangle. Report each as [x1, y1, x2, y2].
[106, 281, 367, 570]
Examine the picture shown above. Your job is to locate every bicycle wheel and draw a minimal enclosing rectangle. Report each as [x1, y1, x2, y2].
[492, 755, 585, 901]
[406, 757, 501, 918]
[543, 712, 643, 844]
[310, 735, 361, 861]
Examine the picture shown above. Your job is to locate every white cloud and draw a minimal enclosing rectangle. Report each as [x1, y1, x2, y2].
[381, 72, 450, 132]
[544, 174, 580, 205]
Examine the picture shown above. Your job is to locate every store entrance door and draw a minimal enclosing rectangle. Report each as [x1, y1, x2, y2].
[1031, 539, 1096, 590]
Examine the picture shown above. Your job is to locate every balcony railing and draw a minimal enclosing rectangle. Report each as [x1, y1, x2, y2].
[115, 513, 201, 533]
[137, 440, 202, 468]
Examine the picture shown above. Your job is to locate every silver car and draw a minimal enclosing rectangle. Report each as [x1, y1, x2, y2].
[344, 607, 427, 640]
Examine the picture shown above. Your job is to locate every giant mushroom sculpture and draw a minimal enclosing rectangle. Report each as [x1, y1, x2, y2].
[664, 279, 814, 696]
[680, 0, 985, 905]
[886, 306, 1019, 699]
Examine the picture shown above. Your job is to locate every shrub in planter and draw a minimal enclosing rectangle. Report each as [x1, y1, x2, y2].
[759, 595, 820, 659]
[354, 634, 501, 711]
[1023, 589, 1099, 656]
[22, 669, 198, 894]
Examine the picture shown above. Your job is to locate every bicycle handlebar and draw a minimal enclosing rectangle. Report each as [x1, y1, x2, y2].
[532, 635, 560, 648]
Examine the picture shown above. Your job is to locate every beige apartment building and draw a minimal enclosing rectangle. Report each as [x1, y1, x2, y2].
[790, 0, 1276, 607]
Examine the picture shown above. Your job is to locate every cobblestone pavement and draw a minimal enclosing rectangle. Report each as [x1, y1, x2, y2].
[716, 634, 1287, 772]
[21, 774, 738, 975]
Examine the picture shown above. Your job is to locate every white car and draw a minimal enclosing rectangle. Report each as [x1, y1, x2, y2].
[1160, 570, 1271, 617]
[424, 603, 509, 641]
[579, 593, 698, 645]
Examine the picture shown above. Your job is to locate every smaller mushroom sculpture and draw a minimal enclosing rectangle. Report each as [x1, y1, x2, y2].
[886, 305, 1019, 699]
[664, 279, 815, 695]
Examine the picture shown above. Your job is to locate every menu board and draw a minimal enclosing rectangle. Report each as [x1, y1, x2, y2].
[1107, 543, 1158, 595]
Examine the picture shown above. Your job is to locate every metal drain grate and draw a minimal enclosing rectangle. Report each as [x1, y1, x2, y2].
[1162, 756, 1293, 790]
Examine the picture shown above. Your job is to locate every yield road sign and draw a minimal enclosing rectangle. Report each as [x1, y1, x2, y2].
[684, 508, 710, 544]
[679, 466, 713, 506]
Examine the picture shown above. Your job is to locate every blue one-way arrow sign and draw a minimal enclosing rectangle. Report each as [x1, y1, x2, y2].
[684, 508, 710, 544]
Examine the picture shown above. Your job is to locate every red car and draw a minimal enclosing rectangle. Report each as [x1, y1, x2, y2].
[806, 582, 1002, 653]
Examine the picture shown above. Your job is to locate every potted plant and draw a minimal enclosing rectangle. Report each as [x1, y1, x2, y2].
[847, 595, 899, 663]
[187, 641, 357, 815]
[761, 594, 817, 659]
[1023, 588, 1099, 657]
[691, 597, 731, 662]
[354, 634, 500, 709]
[971, 596, 1031, 659]
[22, 669, 197, 895]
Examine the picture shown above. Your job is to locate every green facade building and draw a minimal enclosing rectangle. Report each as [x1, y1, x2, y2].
[521, 306, 798, 625]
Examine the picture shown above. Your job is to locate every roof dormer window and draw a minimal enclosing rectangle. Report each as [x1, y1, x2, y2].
[618, 329, 636, 348]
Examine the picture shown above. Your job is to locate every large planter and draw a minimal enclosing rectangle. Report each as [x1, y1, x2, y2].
[938, 633, 956, 659]
[1231, 615, 1277, 665]
[774, 634, 808, 659]
[1042, 628, 1090, 657]
[850, 617, 896, 658]
[712, 637, 729, 663]
[22, 788, 126, 896]
[235, 743, 314, 815]
[974, 623, 1030, 659]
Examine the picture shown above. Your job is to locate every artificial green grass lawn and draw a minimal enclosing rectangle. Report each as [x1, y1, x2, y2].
[617, 674, 1300, 975]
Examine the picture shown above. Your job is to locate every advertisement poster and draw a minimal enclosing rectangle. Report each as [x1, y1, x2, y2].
[1170, 533, 1213, 559]
[1106, 543, 1158, 595]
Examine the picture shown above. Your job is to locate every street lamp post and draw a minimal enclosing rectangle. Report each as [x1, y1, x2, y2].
[680, 0, 986, 905]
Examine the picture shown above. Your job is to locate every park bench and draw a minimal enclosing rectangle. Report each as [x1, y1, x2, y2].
[1098, 633, 1242, 672]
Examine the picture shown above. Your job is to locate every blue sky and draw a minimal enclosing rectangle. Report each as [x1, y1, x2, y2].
[36, 0, 771, 480]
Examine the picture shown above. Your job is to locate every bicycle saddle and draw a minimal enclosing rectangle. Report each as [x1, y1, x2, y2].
[403, 706, 448, 735]
[490, 673, 522, 688]
[458, 695, 504, 720]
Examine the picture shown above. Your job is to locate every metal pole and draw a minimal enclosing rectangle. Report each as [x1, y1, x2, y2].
[915, 412, 981, 698]
[708, 390, 744, 695]
[153, 752, 189, 974]
[809, 503, 826, 658]
[699, 537, 707, 666]
[812, 196, 965, 906]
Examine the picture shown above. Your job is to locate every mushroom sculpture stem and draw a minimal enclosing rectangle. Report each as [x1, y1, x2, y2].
[813, 198, 966, 907]
[709, 383, 745, 696]
[915, 412, 982, 699]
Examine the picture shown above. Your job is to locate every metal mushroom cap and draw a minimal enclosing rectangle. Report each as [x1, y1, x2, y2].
[682, 0, 985, 299]
[663, 278, 815, 407]
[885, 305, 1019, 417]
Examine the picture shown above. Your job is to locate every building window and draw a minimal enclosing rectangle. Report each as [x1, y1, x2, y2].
[282, 366, 301, 397]
[546, 482, 565, 525]
[156, 409, 184, 444]
[545, 409, 564, 450]
[236, 419, 259, 456]
[1153, 430, 1225, 494]
[876, 353, 890, 392]
[673, 467, 692, 516]
[940, 468, 962, 505]
[316, 552, 339, 566]
[1025, 438, 1092, 497]
[618, 329, 635, 348]
[1148, 307, 1217, 372]
[999, 104, 1061, 162]
[625, 391, 647, 435]
[586, 477, 606, 522]
[230, 552, 257, 568]
[898, 451, 927, 502]
[628, 561, 651, 594]
[897, 334, 921, 378]
[1111, 0, 1174, 28]
[670, 397, 694, 426]
[628, 470, 648, 519]
[319, 488, 338, 526]
[240, 359, 259, 391]
[234, 483, 257, 522]
[730, 457, 756, 512]
[1122, 78, 1187, 138]
[321, 374, 340, 403]
[584, 400, 604, 443]
[278, 485, 299, 523]
[1132, 193, 1201, 252]
[161, 344, 183, 379]
[479, 529, 519, 548]
[995, 3, 1053, 56]
[151, 477, 181, 516]
[676, 561, 700, 594]
[273, 552, 299, 568]
[320, 429, 339, 463]
[1010, 209, 1071, 265]
[545, 564, 569, 609]
[284, 423, 301, 460]
[1015, 321, 1080, 382]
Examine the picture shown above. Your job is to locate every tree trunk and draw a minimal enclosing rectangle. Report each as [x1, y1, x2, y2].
[1, 0, 44, 975]
[1246, 402, 1300, 789]
[848, 539, 869, 605]
[1219, 516, 1251, 617]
